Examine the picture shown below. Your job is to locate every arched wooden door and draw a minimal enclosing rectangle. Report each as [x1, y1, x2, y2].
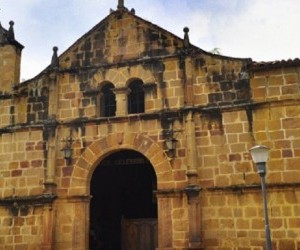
[89, 150, 158, 250]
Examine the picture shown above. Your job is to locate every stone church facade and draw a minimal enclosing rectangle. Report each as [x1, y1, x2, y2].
[0, 2, 300, 250]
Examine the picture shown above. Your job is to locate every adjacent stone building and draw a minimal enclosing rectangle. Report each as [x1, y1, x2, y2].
[0, 2, 299, 250]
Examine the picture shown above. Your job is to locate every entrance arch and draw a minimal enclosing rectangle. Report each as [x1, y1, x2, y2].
[68, 133, 175, 249]
[90, 150, 157, 250]
[68, 133, 174, 196]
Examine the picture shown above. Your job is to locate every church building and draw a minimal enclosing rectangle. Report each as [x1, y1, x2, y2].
[0, 1, 300, 249]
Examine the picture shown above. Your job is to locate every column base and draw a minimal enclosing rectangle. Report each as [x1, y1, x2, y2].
[40, 244, 54, 250]
[187, 241, 204, 250]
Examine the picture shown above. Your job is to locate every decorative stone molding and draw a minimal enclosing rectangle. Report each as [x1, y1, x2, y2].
[0, 194, 57, 216]
[68, 132, 174, 195]
[184, 185, 201, 198]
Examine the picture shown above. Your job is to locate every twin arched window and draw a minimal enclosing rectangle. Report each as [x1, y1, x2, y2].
[100, 80, 145, 117]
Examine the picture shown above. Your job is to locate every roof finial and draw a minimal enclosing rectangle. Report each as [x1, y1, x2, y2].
[130, 8, 135, 14]
[118, 0, 125, 9]
[183, 27, 190, 49]
[8, 20, 15, 41]
[51, 46, 59, 68]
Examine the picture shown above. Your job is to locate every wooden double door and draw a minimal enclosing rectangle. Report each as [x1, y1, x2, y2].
[122, 218, 158, 250]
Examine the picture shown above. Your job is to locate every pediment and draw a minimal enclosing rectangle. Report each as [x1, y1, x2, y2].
[58, 9, 194, 70]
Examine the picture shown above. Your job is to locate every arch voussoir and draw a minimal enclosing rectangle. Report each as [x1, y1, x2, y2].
[123, 132, 137, 145]
[72, 166, 89, 179]
[146, 142, 162, 159]
[150, 151, 168, 170]
[136, 136, 154, 154]
[76, 157, 90, 170]
[155, 159, 171, 175]
[68, 133, 173, 196]
[81, 148, 96, 165]
[89, 138, 108, 156]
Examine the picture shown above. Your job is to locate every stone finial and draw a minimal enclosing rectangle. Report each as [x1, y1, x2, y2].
[51, 46, 59, 68]
[130, 8, 135, 14]
[183, 27, 190, 49]
[8, 20, 15, 41]
[117, 0, 125, 9]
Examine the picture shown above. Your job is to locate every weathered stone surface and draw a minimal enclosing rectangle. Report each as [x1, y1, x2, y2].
[0, 5, 300, 250]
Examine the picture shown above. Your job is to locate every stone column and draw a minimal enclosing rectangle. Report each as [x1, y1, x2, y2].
[113, 87, 130, 116]
[156, 192, 173, 250]
[180, 27, 194, 107]
[184, 57, 194, 106]
[71, 196, 90, 250]
[41, 205, 55, 250]
[186, 111, 197, 184]
[44, 71, 59, 193]
[185, 111, 203, 249]
[185, 186, 203, 249]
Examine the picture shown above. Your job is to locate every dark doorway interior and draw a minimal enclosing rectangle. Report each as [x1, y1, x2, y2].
[89, 150, 157, 250]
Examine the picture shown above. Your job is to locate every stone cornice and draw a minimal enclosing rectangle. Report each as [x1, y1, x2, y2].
[0, 98, 299, 135]
[0, 194, 57, 216]
[206, 182, 300, 193]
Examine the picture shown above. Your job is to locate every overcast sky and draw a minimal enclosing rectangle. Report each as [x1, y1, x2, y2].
[1, 0, 300, 80]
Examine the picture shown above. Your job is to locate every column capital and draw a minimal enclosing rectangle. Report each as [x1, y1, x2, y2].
[184, 185, 201, 199]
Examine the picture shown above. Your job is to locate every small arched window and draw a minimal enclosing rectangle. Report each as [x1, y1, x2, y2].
[128, 80, 145, 114]
[100, 83, 116, 117]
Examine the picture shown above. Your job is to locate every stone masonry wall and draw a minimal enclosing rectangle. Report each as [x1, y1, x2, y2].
[59, 11, 183, 69]
[195, 65, 300, 249]
[251, 66, 300, 101]
[1, 57, 299, 249]
[201, 190, 300, 250]
[193, 55, 250, 107]
[0, 206, 43, 250]
[0, 130, 44, 197]
[1, 8, 300, 249]
[0, 99, 12, 127]
[0, 130, 45, 248]
[0, 45, 21, 94]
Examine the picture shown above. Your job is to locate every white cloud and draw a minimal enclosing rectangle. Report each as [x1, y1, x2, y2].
[205, 0, 300, 61]
[1, 0, 300, 80]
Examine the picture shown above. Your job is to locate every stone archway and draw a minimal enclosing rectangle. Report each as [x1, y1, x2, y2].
[90, 149, 158, 250]
[67, 132, 175, 250]
[68, 132, 174, 196]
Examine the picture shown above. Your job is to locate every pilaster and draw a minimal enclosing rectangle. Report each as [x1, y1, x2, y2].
[41, 205, 55, 250]
[44, 70, 59, 193]
[185, 110, 203, 248]
[185, 186, 203, 250]
[156, 194, 173, 249]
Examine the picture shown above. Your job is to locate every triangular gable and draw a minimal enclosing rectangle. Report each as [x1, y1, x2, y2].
[58, 9, 202, 70]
